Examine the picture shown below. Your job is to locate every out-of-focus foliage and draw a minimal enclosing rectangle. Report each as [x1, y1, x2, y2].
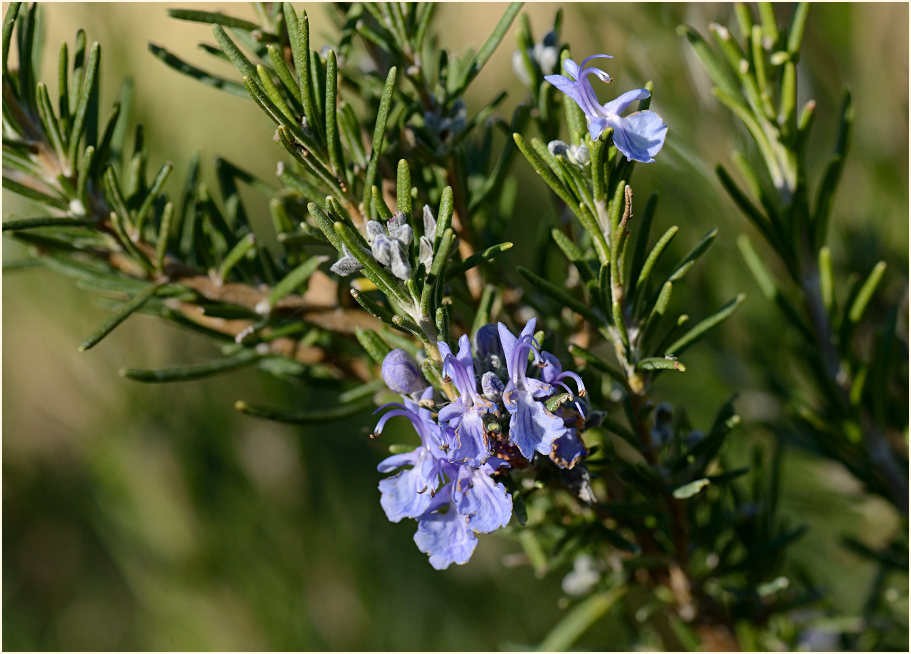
[3, 3, 907, 651]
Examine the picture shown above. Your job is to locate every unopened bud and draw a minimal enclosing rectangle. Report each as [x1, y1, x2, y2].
[382, 349, 426, 394]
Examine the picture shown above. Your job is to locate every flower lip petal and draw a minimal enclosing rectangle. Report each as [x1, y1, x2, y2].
[602, 88, 651, 117]
[607, 110, 667, 163]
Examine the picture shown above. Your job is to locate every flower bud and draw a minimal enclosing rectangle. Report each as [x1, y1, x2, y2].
[382, 349, 425, 394]
[481, 371, 505, 402]
[473, 323, 504, 360]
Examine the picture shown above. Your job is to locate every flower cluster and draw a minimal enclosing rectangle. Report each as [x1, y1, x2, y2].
[545, 54, 668, 163]
[330, 206, 438, 281]
[374, 319, 588, 569]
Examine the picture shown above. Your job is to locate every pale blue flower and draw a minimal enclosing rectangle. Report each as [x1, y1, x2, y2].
[545, 54, 668, 163]
[437, 335, 497, 466]
[413, 489, 477, 570]
[412, 458, 512, 570]
[375, 388, 448, 522]
[498, 319, 567, 460]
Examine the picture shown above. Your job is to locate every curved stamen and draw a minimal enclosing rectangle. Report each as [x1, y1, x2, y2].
[373, 408, 415, 434]
[555, 370, 587, 396]
[373, 401, 406, 415]
[553, 379, 586, 417]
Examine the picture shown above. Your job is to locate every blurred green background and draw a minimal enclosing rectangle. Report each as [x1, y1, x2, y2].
[3, 3, 908, 650]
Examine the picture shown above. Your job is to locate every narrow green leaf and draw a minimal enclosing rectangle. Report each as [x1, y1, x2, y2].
[677, 24, 740, 96]
[633, 225, 678, 296]
[14, 2, 36, 107]
[371, 186, 393, 221]
[102, 166, 131, 223]
[758, 3, 780, 45]
[567, 343, 626, 384]
[292, 10, 318, 134]
[650, 281, 674, 320]
[819, 246, 834, 313]
[396, 159, 411, 216]
[70, 29, 87, 116]
[436, 186, 454, 242]
[267, 44, 300, 104]
[212, 24, 257, 79]
[2, 216, 95, 231]
[154, 201, 175, 273]
[628, 191, 658, 288]
[308, 46, 325, 134]
[665, 293, 745, 355]
[518, 266, 603, 325]
[134, 162, 174, 235]
[256, 64, 294, 121]
[453, 2, 521, 95]
[122, 350, 261, 383]
[668, 227, 717, 283]
[716, 164, 779, 249]
[148, 43, 248, 97]
[637, 357, 686, 373]
[235, 395, 376, 423]
[612, 300, 630, 351]
[736, 234, 776, 300]
[513, 132, 575, 210]
[786, 3, 810, 55]
[267, 256, 326, 308]
[324, 49, 343, 176]
[552, 228, 596, 283]
[355, 327, 392, 364]
[363, 66, 397, 219]
[167, 9, 260, 31]
[308, 201, 343, 250]
[435, 305, 449, 341]
[429, 228, 455, 277]
[76, 145, 95, 208]
[848, 261, 886, 323]
[78, 283, 163, 351]
[537, 588, 625, 652]
[446, 242, 513, 278]
[276, 127, 341, 195]
[471, 284, 499, 336]
[337, 101, 367, 167]
[2, 177, 69, 210]
[217, 233, 257, 281]
[67, 41, 100, 164]
[414, 3, 436, 53]
[350, 288, 397, 326]
[35, 82, 67, 164]
[2, 3, 22, 78]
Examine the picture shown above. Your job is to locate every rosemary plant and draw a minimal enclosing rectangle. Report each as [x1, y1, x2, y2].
[3, 2, 907, 650]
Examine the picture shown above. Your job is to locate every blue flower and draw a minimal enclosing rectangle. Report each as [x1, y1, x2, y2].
[498, 319, 567, 460]
[452, 459, 513, 533]
[545, 55, 668, 163]
[375, 387, 448, 522]
[412, 458, 512, 570]
[413, 490, 477, 570]
[437, 335, 497, 467]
